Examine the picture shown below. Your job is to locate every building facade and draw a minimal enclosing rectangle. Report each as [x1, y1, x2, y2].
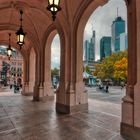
[100, 36, 111, 60]
[0, 46, 23, 85]
[120, 33, 128, 51]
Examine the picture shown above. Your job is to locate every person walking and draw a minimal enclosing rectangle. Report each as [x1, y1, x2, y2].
[106, 82, 109, 93]
[121, 81, 125, 90]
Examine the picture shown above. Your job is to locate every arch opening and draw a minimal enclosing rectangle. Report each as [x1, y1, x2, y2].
[0, 44, 24, 95]
[76, 0, 129, 139]
[44, 29, 61, 100]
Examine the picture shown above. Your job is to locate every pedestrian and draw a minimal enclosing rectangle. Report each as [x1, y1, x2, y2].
[10, 84, 12, 89]
[106, 82, 109, 93]
[120, 81, 125, 90]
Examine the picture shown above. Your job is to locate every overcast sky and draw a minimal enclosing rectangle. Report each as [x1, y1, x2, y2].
[51, 34, 60, 69]
[51, 0, 127, 68]
[84, 0, 127, 60]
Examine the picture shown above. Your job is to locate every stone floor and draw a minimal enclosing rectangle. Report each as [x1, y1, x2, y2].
[0, 87, 125, 140]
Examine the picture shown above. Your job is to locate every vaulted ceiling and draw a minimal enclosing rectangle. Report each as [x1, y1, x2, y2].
[0, 0, 108, 55]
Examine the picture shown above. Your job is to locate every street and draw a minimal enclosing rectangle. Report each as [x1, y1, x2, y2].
[87, 86, 125, 104]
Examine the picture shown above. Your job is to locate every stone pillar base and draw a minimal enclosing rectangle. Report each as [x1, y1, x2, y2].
[22, 92, 33, 96]
[121, 122, 140, 140]
[122, 95, 134, 125]
[33, 96, 40, 101]
[40, 95, 54, 101]
[56, 102, 88, 114]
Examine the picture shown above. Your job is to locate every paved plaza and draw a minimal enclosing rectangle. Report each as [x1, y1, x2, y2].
[0, 86, 125, 140]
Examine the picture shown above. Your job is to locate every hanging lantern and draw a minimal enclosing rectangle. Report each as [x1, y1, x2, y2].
[16, 10, 26, 49]
[7, 33, 13, 60]
[47, 0, 61, 21]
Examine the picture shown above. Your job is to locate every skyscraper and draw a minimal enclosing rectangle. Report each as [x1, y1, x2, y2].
[84, 40, 90, 63]
[100, 36, 111, 61]
[84, 30, 96, 63]
[120, 33, 128, 51]
[111, 16, 125, 53]
[89, 30, 95, 61]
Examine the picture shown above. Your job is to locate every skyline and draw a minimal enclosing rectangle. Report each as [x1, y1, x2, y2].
[84, 0, 127, 60]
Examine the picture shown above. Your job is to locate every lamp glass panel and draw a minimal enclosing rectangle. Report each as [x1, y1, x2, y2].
[49, 0, 53, 5]
[51, 7, 57, 12]
[19, 34, 24, 43]
[7, 49, 12, 56]
[17, 35, 20, 42]
[54, 0, 60, 5]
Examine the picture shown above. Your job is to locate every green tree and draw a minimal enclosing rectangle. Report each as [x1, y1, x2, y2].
[84, 66, 91, 74]
[51, 67, 59, 77]
[1, 61, 10, 85]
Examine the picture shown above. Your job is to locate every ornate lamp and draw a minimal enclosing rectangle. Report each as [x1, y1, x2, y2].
[7, 33, 13, 60]
[16, 10, 26, 49]
[47, 0, 61, 21]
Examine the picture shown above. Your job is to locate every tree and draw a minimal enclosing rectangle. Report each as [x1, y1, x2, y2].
[94, 51, 127, 81]
[51, 67, 59, 76]
[84, 66, 91, 74]
[114, 57, 127, 82]
[1, 61, 10, 85]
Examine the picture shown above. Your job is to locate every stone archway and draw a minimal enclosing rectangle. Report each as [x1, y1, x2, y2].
[0, 40, 29, 98]
[74, 0, 137, 139]
[43, 30, 58, 99]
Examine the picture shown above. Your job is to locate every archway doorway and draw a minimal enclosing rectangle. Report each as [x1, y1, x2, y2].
[44, 29, 60, 100]
[0, 45, 24, 95]
[83, 0, 127, 105]
[76, 0, 132, 139]
[51, 34, 60, 92]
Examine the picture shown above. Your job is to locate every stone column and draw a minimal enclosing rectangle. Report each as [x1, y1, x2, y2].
[56, 28, 88, 113]
[28, 48, 36, 96]
[33, 44, 54, 101]
[121, 0, 140, 139]
[22, 54, 30, 95]
[42, 32, 56, 100]
[134, 0, 140, 128]
[43, 59, 54, 100]
[121, 0, 136, 125]
[33, 50, 40, 101]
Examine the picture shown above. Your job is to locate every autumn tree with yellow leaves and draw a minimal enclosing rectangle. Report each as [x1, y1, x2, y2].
[114, 57, 127, 82]
[94, 51, 127, 81]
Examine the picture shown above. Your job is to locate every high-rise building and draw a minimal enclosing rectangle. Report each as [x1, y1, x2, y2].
[89, 30, 95, 61]
[120, 33, 128, 51]
[111, 16, 125, 53]
[100, 36, 111, 60]
[84, 30, 96, 64]
[84, 40, 90, 63]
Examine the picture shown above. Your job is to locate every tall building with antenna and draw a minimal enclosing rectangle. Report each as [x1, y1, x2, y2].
[89, 30, 95, 61]
[84, 29, 96, 63]
[111, 8, 126, 52]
